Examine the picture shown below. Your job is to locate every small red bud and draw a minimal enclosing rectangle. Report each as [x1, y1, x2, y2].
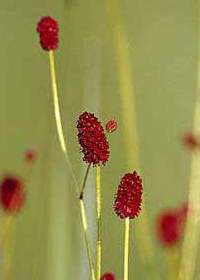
[25, 149, 36, 164]
[106, 119, 118, 133]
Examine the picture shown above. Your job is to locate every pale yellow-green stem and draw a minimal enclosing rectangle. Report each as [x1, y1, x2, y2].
[104, 0, 154, 267]
[96, 166, 102, 280]
[165, 248, 179, 280]
[48, 50, 95, 280]
[178, 3, 200, 280]
[80, 200, 96, 280]
[48, 50, 79, 195]
[124, 218, 130, 280]
[4, 215, 14, 280]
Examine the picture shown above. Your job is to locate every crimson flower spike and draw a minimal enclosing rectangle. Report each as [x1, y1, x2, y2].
[114, 171, 142, 219]
[36, 16, 59, 51]
[77, 111, 110, 166]
[114, 171, 142, 280]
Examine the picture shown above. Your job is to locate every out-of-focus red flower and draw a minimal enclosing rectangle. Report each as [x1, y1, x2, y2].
[77, 112, 110, 165]
[157, 211, 180, 246]
[25, 149, 37, 164]
[182, 133, 199, 150]
[0, 176, 25, 213]
[36, 16, 59, 51]
[114, 171, 142, 219]
[156, 203, 189, 247]
[105, 119, 118, 133]
[100, 272, 115, 280]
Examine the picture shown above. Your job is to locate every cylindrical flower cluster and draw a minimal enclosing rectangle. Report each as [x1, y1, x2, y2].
[77, 112, 110, 165]
[37, 16, 59, 51]
[114, 171, 142, 219]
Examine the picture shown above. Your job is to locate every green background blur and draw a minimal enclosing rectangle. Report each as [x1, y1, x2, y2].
[0, 0, 198, 279]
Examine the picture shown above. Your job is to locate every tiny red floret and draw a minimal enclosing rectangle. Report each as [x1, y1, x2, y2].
[0, 176, 25, 213]
[100, 272, 115, 280]
[25, 149, 37, 164]
[114, 171, 142, 219]
[182, 133, 199, 150]
[77, 112, 110, 165]
[106, 119, 118, 133]
[36, 16, 59, 51]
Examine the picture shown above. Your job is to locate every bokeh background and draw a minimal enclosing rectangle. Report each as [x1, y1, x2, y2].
[0, 0, 198, 279]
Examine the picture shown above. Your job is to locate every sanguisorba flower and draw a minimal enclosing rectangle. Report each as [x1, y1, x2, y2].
[0, 175, 25, 213]
[100, 272, 115, 280]
[105, 119, 118, 133]
[157, 211, 180, 246]
[36, 16, 59, 51]
[156, 204, 188, 247]
[114, 171, 142, 219]
[77, 112, 110, 165]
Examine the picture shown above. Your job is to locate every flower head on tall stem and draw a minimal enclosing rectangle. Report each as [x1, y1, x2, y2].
[77, 111, 110, 165]
[36, 16, 59, 51]
[100, 272, 115, 280]
[0, 175, 25, 213]
[114, 171, 142, 219]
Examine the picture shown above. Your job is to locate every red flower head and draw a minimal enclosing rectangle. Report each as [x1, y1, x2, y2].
[114, 171, 142, 219]
[0, 175, 25, 213]
[182, 133, 199, 150]
[156, 210, 184, 247]
[25, 149, 37, 164]
[36, 16, 59, 51]
[106, 119, 118, 133]
[100, 273, 115, 280]
[77, 112, 110, 165]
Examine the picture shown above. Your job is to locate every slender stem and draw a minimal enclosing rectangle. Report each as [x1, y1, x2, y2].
[124, 218, 130, 280]
[48, 50, 95, 279]
[4, 215, 14, 280]
[79, 164, 91, 199]
[96, 165, 102, 280]
[79, 200, 96, 280]
[166, 248, 179, 280]
[48, 50, 79, 195]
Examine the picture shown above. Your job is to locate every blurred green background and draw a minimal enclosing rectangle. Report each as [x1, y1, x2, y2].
[0, 0, 198, 279]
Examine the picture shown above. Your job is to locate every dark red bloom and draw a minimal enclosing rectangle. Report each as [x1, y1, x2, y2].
[100, 273, 115, 280]
[114, 171, 142, 219]
[25, 149, 37, 164]
[106, 119, 118, 133]
[182, 133, 199, 150]
[77, 112, 110, 165]
[0, 176, 25, 213]
[36, 16, 59, 51]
